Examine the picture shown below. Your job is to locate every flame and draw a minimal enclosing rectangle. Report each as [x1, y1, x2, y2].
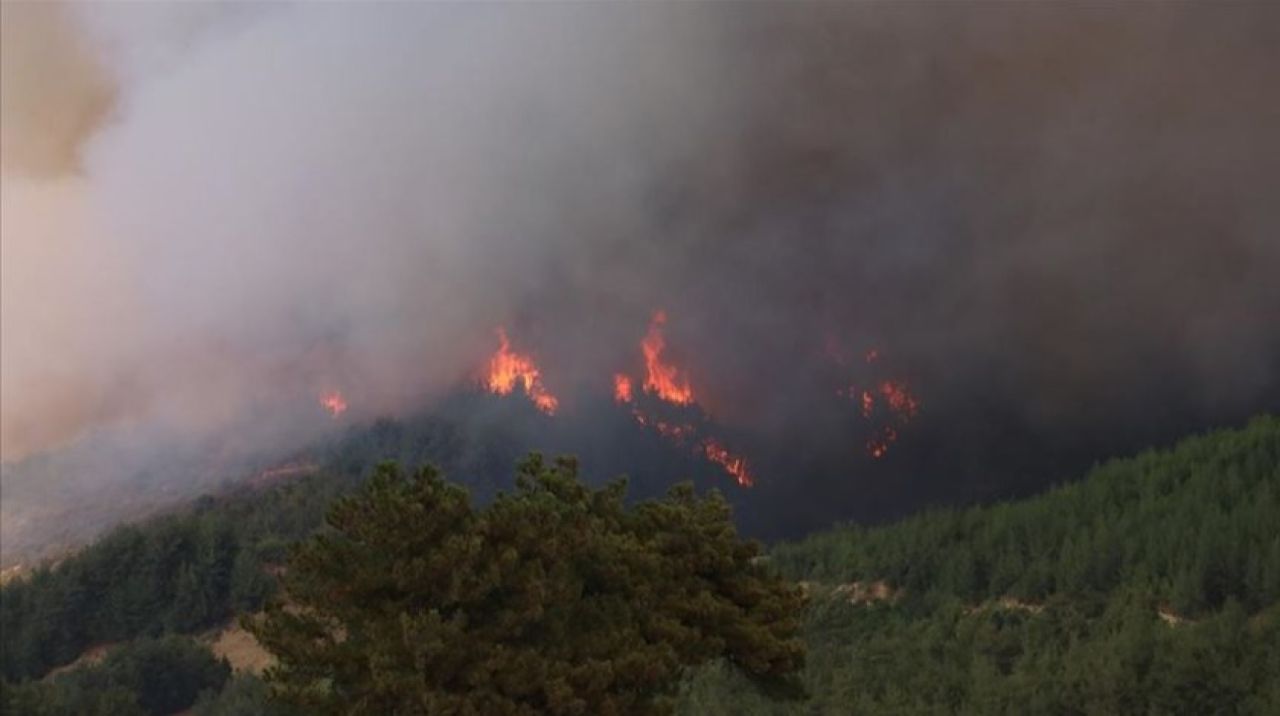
[613, 373, 633, 403]
[831, 346, 921, 459]
[856, 380, 918, 458]
[484, 328, 559, 415]
[320, 390, 348, 418]
[641, 310, 695, 406]
[607, 309, 755, 488]
[866, 426, 898, 460]
[701, 438, 755, 487]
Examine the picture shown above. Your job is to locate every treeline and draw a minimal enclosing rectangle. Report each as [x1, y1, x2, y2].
[0, 469, 356, 683]
[679, 416, 1280, 713]
[1, 636, 230, 716]
[771, 415, 1280, 614]
[0, 408, 534, 683]
[680, 592, 1280, 714]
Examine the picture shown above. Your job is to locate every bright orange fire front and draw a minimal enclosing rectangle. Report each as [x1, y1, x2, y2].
[702, 438, 755, 487]
[641, 311, 695, 406]
[484, 328, 559, 415]
[607, 309, 756, 488]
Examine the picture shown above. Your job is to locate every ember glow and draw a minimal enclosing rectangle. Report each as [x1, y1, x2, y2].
[641, 311, 695, 406]
[320, 391, 348, 418]
[613, 374, 633, 403]
[857, 380, 920, 458]
[877, 380, 920, 420]
[483, 328, 559, 415]
[834, 348, 922, 459]
[866, 427, 898, 460]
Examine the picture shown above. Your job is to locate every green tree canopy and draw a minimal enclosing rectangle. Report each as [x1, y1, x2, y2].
[248, 454, 805, 715]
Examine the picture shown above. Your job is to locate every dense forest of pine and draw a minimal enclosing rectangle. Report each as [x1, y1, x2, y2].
[2, 416, 1277, 714]
[681, 415, 1280, 713]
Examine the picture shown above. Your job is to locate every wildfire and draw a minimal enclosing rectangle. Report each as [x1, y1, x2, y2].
[484, 328, 559, 415]
[613, 373, 633, 403]
[834, 347, 921, 459]
[641, 311, 695, 406]
[654, 419, 695, 443]
[701, 438, 755, 487]
[866, 427, 898, 460]
[877, 380, 920, 420]
[320, 390, 348, 418]
[607, 309, 756, 488]
[856, 379, 919, 458]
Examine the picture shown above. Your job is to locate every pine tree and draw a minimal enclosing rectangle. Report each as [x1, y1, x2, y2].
[248, 455, 806, 715]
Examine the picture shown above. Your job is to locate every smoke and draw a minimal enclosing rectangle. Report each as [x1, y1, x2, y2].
[3, 3, 1278, 545]
[1, 2, 734, 458]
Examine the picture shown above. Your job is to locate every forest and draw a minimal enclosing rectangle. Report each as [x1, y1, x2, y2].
[2, 416, 1277, 714]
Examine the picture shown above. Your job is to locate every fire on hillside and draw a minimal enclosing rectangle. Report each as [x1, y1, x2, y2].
[456, 310, 921, 488]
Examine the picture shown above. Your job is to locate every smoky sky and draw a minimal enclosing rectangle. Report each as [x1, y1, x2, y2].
[2, 3, 1278, 550]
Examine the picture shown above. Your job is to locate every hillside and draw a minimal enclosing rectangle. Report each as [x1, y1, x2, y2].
[3, 417, 1277, 714]
[682, 415, 1280, 713]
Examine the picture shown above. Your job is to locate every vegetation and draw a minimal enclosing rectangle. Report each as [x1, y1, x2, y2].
[1, 414, 1276, 713]
[1, 635, 230, 716]
[0, 410, 494, 683]
[249, 455, 804, 715]
[192, 674, 294, 716]
[0, 493, 282, 682]
[770, 414, 1280, 614]
[680, 415, 1280, 713]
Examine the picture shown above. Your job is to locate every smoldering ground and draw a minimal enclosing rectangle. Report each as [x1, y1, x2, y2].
[2, 3, 1278, 552]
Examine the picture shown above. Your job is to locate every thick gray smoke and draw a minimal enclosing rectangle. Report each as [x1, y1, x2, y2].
[3, 3, 1278, 553]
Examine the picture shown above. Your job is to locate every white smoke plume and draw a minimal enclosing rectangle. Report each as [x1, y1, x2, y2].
[2, 2, 730, 459]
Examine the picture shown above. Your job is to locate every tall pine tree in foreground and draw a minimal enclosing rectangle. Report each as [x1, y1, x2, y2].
[248, 454, 805, 715]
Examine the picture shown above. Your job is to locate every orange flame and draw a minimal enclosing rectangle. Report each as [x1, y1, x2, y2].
[609, 309, 755, 487]
[320, 391, 348, 418]
[831, 345, 920, 459]
[857, 380, 917, 458]
[484, 328, 559, 415]
[641, 310, 695, 406]
[702, 438, 755, 487]
[613, 373, 633, 403]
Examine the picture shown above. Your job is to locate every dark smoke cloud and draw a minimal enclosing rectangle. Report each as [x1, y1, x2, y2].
[3, 3, 1278, 552]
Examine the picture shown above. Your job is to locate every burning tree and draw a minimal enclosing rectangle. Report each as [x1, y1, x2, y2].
[616, 310, 758, 486]
[248, 455, 804, 714]
[483, 328, 559, 415]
